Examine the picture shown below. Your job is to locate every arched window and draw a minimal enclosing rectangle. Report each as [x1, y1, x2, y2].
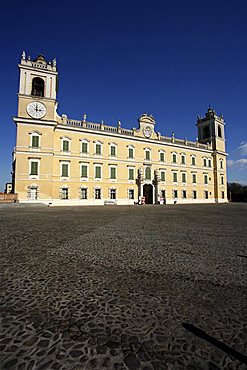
[145, 167, 151, 180]
[31, 77, 45, 97]
[203, 126, 210, 139]
[218, 125, 222, 138]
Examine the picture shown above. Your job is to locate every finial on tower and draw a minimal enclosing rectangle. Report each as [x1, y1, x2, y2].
[22, 50, 26, 60]
[52, 58, 56, 67]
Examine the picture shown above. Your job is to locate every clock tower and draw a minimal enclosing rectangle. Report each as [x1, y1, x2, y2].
[17, 51, 58, 121]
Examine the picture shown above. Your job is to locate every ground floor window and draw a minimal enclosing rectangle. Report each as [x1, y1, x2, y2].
[110, 189, 116, 199]
[128, 189, 134, 199]
[95, 188, 101, 199]
[80, 188, 88, 199]
[28, 186, 38, 200]
[61, 187, 69, 199]
[182, 190, 187, 199]
[173, 190, 178, 198]
[204, 191, 209, 199]
[192, 190, 197, 199]
[161, 190, 166, 199]
[222, 191, 225, 199]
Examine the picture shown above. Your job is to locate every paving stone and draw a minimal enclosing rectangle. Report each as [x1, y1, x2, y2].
[0, 204, 246, 370]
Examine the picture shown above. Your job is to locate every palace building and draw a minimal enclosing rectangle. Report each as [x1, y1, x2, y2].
[12, 52, 228, 205]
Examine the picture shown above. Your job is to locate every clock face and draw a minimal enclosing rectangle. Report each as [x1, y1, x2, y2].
[143, 126, 152, 138]
[27, 102, 47, 119]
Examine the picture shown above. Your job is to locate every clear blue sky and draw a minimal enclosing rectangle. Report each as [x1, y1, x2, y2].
[1, 0, 247, 191]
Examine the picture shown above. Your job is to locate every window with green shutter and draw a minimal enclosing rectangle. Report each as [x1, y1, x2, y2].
[129, 147, 134, 158]
[128, 168, 134, 180]
[181, 155, 185, 164]
[32, 135, 39, 148]
[160, 171, 165, 181]
[173, 172, 178, 182]
[95, 166, 101, 178]
[145, 167, 151, 180]
[172, 154, 177, 163]
[110, 167, 116, 179]
[191, 156, 196, 166]
[96, 144, 101, 155]
[81, 165, 88, 178]
[145, 150, 150, 160]
[192, 174, 196, 183]
[204, 175, 208, 184]
[160, 152, 164, 162]
[63, 140, 69, 151]
[110, 145, 116, 156]
[203, 158, 207, 167]
[30, 161, 38, 175]
[62, 163, 68, 177]
[81, 142, 88, 153]
[182, 173, 186, 183]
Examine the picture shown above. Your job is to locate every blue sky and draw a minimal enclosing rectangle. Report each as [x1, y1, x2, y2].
[1, 0, 247, 190]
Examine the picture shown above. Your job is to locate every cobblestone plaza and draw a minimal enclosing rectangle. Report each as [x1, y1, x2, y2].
[0, 204, 246, 369]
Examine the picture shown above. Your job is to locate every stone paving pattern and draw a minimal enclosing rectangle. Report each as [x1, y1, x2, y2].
[0, 203, 247, 370]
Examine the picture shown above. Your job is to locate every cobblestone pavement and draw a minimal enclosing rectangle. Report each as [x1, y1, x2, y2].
[0, 203, 247, 370]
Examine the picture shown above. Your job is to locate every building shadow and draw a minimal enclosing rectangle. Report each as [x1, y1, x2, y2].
[182, 323, 247, 366]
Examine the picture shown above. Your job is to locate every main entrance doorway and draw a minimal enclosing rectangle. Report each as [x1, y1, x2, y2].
[143, 184, 153, 204]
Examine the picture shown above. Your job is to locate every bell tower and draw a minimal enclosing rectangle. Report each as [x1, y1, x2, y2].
[197, 107, 227, 203]
[196, 107, 226, 152]
[17, 51, 58, 122]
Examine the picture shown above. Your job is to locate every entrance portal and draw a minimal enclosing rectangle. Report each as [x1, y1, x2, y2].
[143, 184, 153, 204]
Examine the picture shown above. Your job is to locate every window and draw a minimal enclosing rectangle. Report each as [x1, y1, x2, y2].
[28, 186, 38, 200]
[62, 139, 69, 152]
[81, 142, 88, 154]
[203, 158, 207, 167]
[173, 172, 178, 182]
[182, 173, 186, 183]
[181, 155, 186, 164]
[145, 167, 151, 180]
[145, 149, 151, 160]
[128, 168, 134, 180]
[110, 167, 116, 179]
[208, 159, 212, 167]
[222, 191, 225, 199]
[160, 152, 165, 162]
[173, 190, 178, 198]
[95, 143, 102, 155]
[31, 135, 39, 148]
[31, 77, 44, 97]
[61, 187, 68, 200]
[182, 190, 187, 199]
[95, 188, 101, 199]
[220, 160, 223, 169]
[204, 191, 209, 199]
[203, 126, 210, 139]
[95, 166, 102, 179]
[110, 189, 116, 199]
[160, 171, 165, 182]
[161, 190, 166, 199]
[172, 153, 177, 163]
[61, 163, 69, 177]
[128, 189, 134, 199]
[221, 176, 224, 185]
[81, 165, 88, 178]
[192, 190, 197, 199]
[192, 174, 197, 184]
[191, 156, 196, 166]
[80, 188, 88, 199]
[110, 145, 116, 157]
[128, 147, 134, 159]
[30, 161, 38, 176]
[204, 175, 208, 184]
[218, 126, 222, 138]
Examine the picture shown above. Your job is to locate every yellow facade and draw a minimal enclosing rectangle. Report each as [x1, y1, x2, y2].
[12, 52, 228, 205]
